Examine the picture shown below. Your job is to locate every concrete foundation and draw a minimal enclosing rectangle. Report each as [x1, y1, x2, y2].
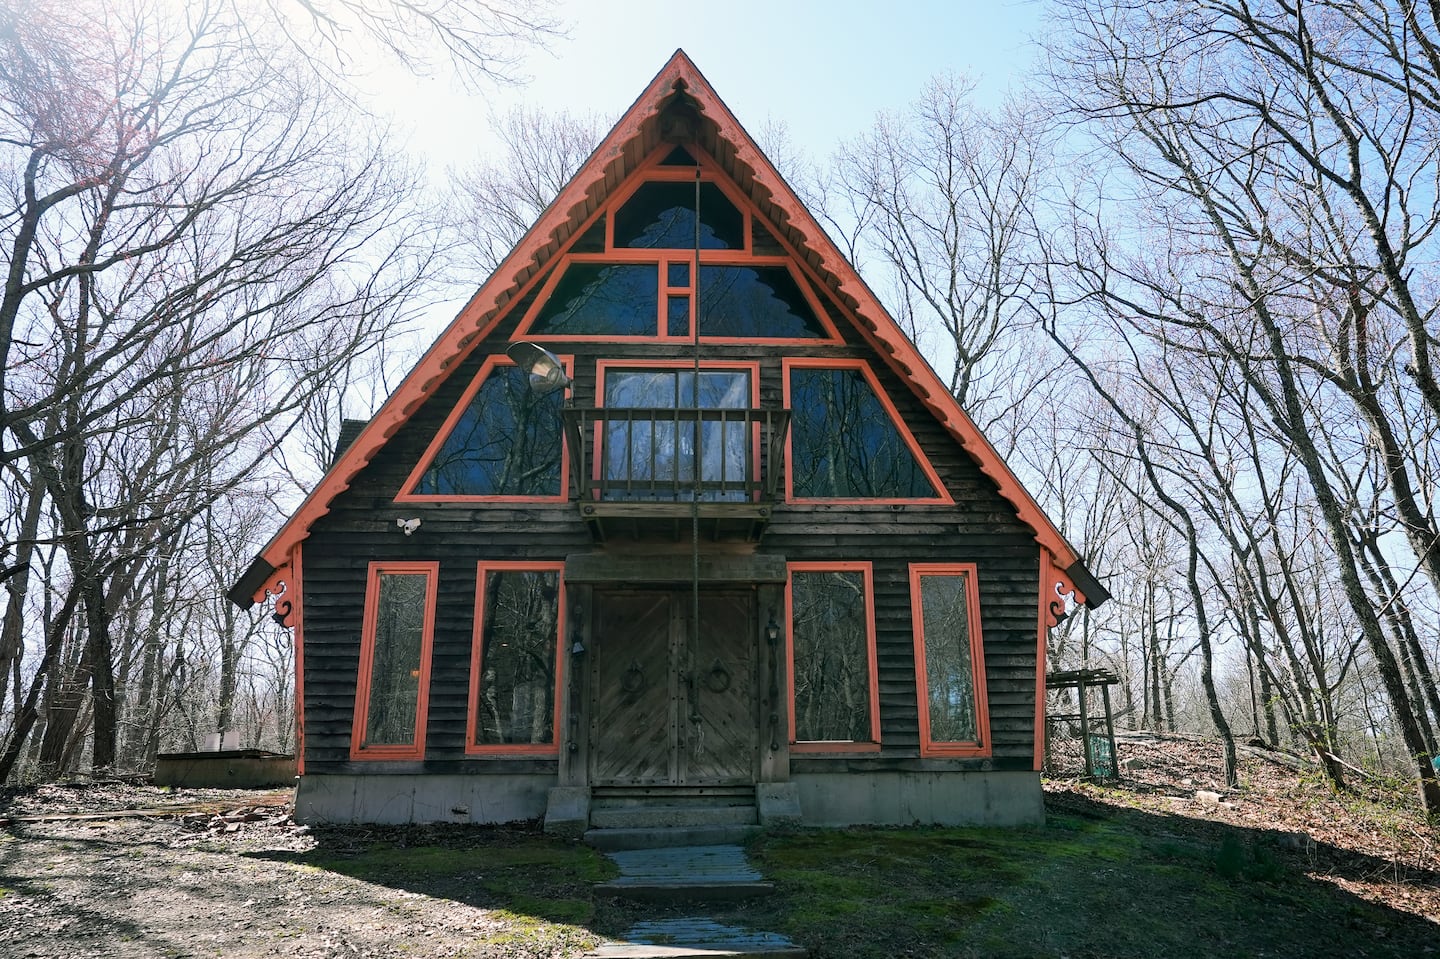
[294, 773, 553, 825]
[755, 782, 802, 828]
[543, 785, 591, 837]
[293, 769, 1042, 827]
[792, 770, 1043, 827]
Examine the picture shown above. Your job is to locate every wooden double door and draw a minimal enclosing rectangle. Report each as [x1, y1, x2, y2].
[589, 589, 758, 786]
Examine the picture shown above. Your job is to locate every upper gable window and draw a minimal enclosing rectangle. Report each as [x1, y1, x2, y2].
[512, 150, 844, 343]
[404, 361, 565, 499]
[530, 264, 658, 336]
[786, 361, 947, 501]
[697, 266, 826, 338]
[615, 181, 743, 249]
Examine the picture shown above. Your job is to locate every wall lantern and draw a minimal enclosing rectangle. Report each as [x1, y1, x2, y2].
[506, 342, 572, 395]
[765, 613, 782, 646]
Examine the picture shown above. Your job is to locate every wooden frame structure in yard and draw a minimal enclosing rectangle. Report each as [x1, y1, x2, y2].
[229, 50, 1108, 829]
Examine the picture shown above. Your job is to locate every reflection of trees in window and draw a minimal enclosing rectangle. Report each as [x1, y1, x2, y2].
[417, 365, 563, 496]
[789, 367, 938, 499]
[473, 569, 560, 746]
[918, 572, 979, 743]
[530, 263, 658, 335]
[614, 182, 742, 249]
[698, 266, 825, 338]
[603, 369, 750, 501]
[363, 572, 428, 747]
[791, 570, 872, 742]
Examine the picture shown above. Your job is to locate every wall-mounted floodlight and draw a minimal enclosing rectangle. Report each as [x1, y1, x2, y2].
[506, 342, 572, 395]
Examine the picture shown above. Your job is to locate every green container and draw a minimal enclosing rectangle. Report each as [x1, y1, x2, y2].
[1087, 736, 1114, 778]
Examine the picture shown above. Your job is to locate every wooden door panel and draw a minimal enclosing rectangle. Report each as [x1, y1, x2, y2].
[590, 592, 674, 785]
[683, 593, 757, 785]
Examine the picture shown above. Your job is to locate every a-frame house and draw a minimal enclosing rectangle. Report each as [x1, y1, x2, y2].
[230, 51, 1106, 832]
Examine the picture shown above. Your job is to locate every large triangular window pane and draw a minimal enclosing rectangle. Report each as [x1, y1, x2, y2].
[530, 263, 658, 336]
[698, 266, 826, 338]
[412, 364, 564, 497]
[789, 365, 942, 500]
[615, 181, 743, 249]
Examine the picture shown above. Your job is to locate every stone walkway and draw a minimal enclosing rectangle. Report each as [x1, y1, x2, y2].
[585, 844, 805, 958]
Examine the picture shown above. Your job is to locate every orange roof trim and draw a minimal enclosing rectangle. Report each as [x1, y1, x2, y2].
[234, 49, 1095, 604]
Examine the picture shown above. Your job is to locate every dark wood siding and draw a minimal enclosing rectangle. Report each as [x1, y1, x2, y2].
[299, 248, 1042, 778]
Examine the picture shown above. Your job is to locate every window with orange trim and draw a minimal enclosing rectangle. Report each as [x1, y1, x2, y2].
[399, 358, 567, 501]
[510, 145, 842, 345]
[466, 563, 564, 755]
[351, 563, 437, 760]
[787, 562, 880, 751]
[784, 359, 949, 502]
[910, 563, 990, 756]
[593, 360, 760, 503]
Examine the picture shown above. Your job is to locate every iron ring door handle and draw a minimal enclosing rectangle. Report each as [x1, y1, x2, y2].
[704, 659, 731, 693]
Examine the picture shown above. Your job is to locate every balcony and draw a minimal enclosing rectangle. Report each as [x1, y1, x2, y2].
[562, 407, 790, 542]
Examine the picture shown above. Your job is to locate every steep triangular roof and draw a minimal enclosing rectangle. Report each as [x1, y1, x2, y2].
[231, 50, 1106, 610]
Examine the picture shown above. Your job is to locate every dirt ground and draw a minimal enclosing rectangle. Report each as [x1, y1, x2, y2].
[1, 735, 1437, 959]
[0, 784, 596, 959]
[1047, 731, 1440, 922]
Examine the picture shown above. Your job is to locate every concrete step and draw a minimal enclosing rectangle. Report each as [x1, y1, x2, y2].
[595, 844, 771, 902]
[585, 823, 762, 851]
[590, 804, 758, 830]
[585, 917, 805, 957]
[590, 786, 755, 809]
[593, 880, 775, 902]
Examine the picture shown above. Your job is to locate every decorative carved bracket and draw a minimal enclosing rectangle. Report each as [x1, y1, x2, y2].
[1043, 563, 1090, 630]
[251, 563, 295, 629]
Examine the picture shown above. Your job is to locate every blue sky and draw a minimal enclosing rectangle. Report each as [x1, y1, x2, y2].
[374, 0, 1047, 171]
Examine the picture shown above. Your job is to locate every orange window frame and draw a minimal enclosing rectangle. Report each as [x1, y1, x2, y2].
[508, 146, 844, 346]
[350, 561, 438, 761]
[465, 561, 566, 757]
[593, 359, 763, 498]
[910, 562, 991, 758]
[396, 355, 573, 503]
[782, 357, 953, 505]
[786, 561, 881, 753]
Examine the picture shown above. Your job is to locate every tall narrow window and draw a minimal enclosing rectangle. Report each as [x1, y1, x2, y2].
[351, 563, 437, 760]
[788, 563, 880, 750]
[401, 359, 566, 500]
[467, 564, 564, 754]
[785, 360, 947, 502]
[910, 563, 990, 756]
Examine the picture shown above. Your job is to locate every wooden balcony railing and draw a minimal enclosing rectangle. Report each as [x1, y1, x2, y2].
[562, 407, 790, 506]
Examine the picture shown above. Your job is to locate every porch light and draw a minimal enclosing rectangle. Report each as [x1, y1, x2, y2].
[506, 342, 572, 395]
[765, 614, 781, 646]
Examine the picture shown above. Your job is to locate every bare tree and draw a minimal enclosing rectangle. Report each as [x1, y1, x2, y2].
[1043, 0, 1440, 810]
[444, 105, 606, 277]
[0, 0, 436, 780]
[835, 76, 1056, 427]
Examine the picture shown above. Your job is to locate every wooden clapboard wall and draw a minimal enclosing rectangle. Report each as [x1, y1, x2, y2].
[297, 262, 1041, 777]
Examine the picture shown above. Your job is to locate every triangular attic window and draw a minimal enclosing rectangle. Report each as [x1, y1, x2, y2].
[402, 361, 565, 499]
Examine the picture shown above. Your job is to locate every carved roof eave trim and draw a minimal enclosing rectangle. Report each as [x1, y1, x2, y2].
[230, 49, 1105, 606]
